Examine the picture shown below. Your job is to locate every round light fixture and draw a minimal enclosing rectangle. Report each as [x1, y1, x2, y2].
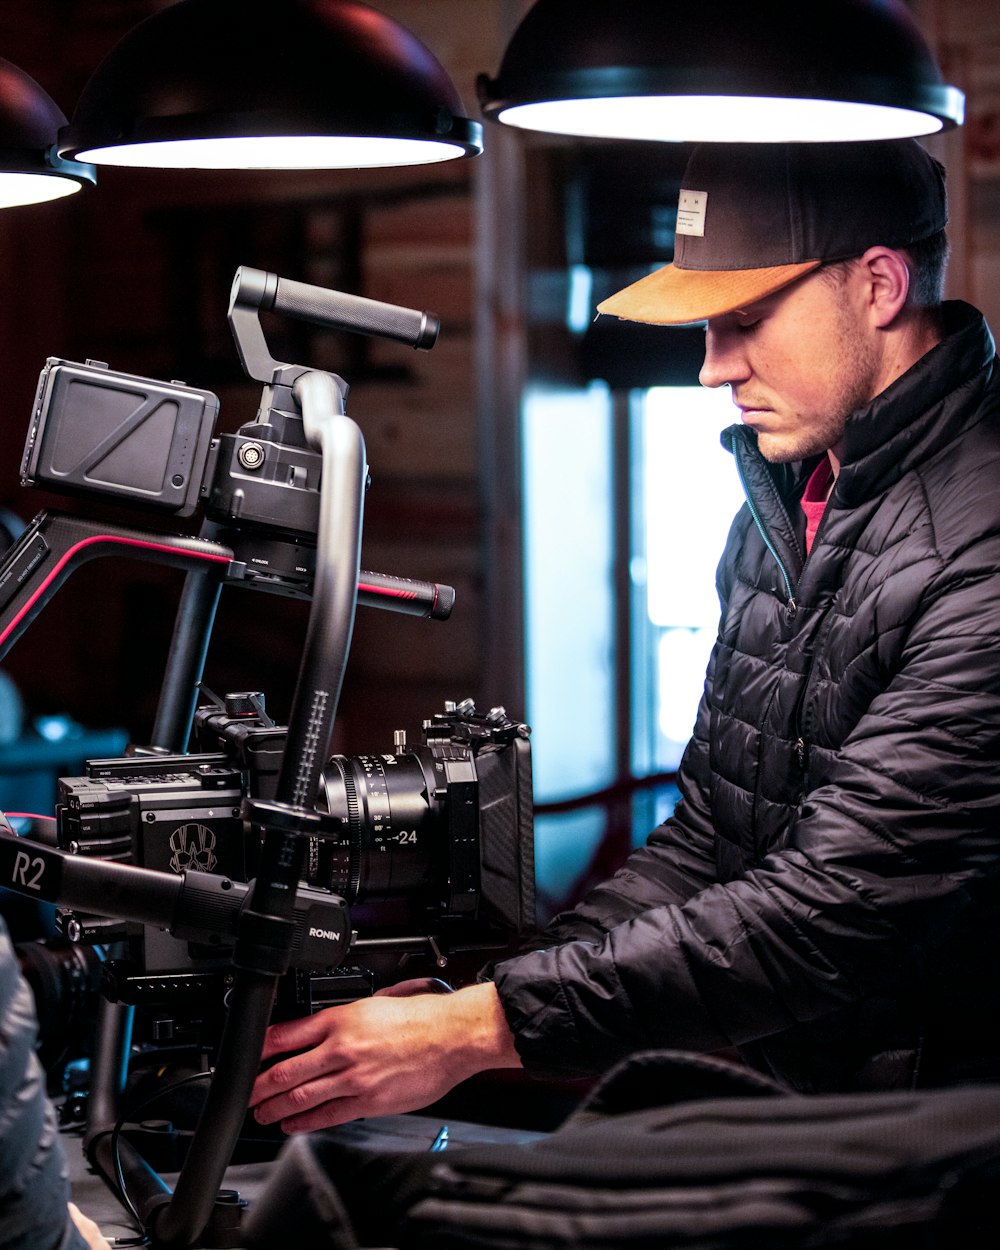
[478, 0, 965, 143]
[0, 58, 95, 208]
[59, 0, 483, 170]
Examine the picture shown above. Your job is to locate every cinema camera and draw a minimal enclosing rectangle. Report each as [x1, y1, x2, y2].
[0, 268, 535, 1249]
[54, 690, 533, 1024]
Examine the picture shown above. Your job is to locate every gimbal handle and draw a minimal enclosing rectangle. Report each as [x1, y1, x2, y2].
[0, 509, 454, 661]
[0, 265, 453, 1246]
[229, 265, 439, 385]
[0, 375, 376, 1247]
[0, 512, 234, 658]
[0, 822, 352, 971]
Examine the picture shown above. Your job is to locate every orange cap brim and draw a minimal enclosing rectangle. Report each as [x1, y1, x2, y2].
[596, 258, 823, 326]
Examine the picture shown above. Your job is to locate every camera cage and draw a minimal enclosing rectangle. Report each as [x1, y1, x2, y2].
[0, 270, 533, 1249]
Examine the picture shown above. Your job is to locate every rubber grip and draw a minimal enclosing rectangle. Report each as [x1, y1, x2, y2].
[271, 277, 439, 350]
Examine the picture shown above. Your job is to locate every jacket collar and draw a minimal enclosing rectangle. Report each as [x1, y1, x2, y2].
[835, 301, 996, 507]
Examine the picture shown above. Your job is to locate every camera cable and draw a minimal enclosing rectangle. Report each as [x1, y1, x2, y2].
[102, 1068, 215, 1246]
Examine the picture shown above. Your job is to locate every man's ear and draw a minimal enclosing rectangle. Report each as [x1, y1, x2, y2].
[859, 246, 910, 328]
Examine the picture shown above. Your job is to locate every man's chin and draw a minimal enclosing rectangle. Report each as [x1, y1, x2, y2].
[755, 431, 835, 465]
[755, 433, 800, 464]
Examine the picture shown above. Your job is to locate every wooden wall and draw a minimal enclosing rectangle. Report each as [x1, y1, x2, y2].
[917, 0, 1000, 331]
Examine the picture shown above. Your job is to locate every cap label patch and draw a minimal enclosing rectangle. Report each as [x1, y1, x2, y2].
[676, 189, 707, 237]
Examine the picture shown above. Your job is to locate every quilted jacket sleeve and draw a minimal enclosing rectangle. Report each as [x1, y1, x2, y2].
[491, 528, 1000, 1078]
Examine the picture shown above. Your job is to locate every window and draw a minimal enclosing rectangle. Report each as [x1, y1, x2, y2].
[522, 381, 741, 913]
[522, 382, 615, 912]
[632, 385, 746, 776]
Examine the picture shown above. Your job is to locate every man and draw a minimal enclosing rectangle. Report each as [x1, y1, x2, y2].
[250, 138, 1000, 1134]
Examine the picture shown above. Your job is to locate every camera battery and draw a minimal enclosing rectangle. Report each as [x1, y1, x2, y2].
[21, 357, 220, 516]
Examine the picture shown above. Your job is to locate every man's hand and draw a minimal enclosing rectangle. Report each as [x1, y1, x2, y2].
[249, 981, 521, 1134]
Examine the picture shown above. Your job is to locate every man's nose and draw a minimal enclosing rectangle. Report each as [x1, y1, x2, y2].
[699, 325, 750, 390]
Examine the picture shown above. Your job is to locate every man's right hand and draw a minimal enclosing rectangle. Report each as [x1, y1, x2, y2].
[248, 980, 521, 1134]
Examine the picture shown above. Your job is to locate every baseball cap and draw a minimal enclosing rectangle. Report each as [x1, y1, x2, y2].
[596, 139, 948, 326]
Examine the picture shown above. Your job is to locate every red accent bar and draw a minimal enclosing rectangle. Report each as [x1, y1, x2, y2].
[0, 533, 231, 650]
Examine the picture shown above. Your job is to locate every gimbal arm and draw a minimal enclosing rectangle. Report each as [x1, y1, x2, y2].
[150, 370, 368, 1249]
[0, 268, 446, 1248]
[0, 368, 371, 1248]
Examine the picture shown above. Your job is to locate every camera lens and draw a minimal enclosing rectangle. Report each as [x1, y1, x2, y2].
[314, 750, 440, 903]
[15, 938, 104, 1071]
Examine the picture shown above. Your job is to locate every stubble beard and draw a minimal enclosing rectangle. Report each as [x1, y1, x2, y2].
[756, 316, 882, 465]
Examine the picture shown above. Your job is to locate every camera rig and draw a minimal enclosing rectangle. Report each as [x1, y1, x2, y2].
[0, 269, 534, 1249]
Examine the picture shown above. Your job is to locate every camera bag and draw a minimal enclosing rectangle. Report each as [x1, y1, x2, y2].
[245, 1049, 1000, 1249]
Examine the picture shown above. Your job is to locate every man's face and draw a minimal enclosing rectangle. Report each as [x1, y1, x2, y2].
[699, 266, 881, 464]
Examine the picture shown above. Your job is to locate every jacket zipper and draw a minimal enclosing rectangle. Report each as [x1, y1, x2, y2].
[730, 433, 819, 781]
[733, 447, 797, 615]
[793, 604, 837, 775]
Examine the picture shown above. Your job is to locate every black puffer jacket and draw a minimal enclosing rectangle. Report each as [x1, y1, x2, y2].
[1, 917, 84, 1250]
[494, 302, 1000, 1094]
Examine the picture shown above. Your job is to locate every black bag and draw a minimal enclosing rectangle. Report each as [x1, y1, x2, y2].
[244, 1050, 1000, 1249]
